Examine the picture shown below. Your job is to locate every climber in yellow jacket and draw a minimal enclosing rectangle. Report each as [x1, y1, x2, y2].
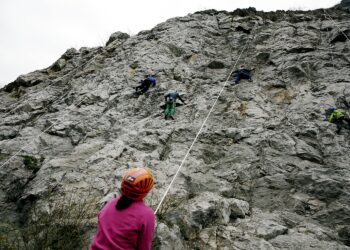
[327, 106, 350, 134]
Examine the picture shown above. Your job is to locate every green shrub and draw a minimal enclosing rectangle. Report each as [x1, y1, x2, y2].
[0, 194, 99, 250]
[23, 156, 40, 173]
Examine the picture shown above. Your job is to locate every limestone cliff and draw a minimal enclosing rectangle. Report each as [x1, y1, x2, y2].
[1, 6, 350, 250]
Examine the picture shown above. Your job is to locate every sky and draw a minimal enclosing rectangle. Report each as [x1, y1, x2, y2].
[0, 0, 340, 87]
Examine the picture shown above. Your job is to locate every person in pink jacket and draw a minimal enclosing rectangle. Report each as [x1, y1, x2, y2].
[90, 168, 155, 250]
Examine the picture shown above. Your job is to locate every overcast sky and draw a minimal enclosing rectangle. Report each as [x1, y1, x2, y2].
[0, 0, 340, 87]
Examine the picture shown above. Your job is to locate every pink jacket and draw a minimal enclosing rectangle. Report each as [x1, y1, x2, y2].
[90, 197, 155, 250]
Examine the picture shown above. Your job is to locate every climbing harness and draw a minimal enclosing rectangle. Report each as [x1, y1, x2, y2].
[154, 32, 255, 214]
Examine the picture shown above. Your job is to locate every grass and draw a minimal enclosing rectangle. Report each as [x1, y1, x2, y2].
[0, 192, 99, 250]
[149, 193, 187, 249]
[23, 156, 41, 173]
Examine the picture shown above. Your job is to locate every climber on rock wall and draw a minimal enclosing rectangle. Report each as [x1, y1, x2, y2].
[90, 168, 155, 250]
[327, 106, 350, 134]
[164, 90, 186, 120]
[135, 75, 157, 95]
[232, 65, 253, 84]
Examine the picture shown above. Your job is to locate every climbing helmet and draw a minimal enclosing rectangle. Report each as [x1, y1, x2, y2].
[121, 167, 154, 200]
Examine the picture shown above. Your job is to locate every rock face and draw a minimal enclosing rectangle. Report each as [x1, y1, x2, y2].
[340, 0, 350, 7]
[1, 7, 350, 250]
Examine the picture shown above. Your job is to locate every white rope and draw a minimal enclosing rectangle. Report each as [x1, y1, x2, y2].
[323, 13, 337, 69]
[0, 23, 193, 170]
[323, 9, 350, 42]
[5, 82, 70, 114]
[154, 35, 253, 214]
[154, 11, 346, 214]
[0, 57, 100, 152]
[0, 53, 108, 167]
[1, 90, 73, 150]
[2, 54, 99, 117]
[0, 95, 88, 169]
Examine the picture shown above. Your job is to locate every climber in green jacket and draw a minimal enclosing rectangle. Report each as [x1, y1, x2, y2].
[327, 106, 350, 134]
[164, 91, 185, 120]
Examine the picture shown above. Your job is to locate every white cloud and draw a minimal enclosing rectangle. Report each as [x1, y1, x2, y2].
[0, 0, 340, 86]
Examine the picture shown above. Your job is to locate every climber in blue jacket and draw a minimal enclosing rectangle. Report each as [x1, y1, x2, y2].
[232, 65, 253, 84]
[135, 75, 157, 94]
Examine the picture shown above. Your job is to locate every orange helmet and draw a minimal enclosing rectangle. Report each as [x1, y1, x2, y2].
[121, 168, 154, 200]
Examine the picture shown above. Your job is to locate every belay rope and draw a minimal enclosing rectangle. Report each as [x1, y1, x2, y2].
[154, 9, 349, 215]
[323, 8, 350, 43]
[154, 30, 257, 214]
[0, 95, 89, 169]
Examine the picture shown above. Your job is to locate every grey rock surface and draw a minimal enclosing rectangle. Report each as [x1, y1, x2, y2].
[1, 7, 350, 249]
[339, 0, 350, 8]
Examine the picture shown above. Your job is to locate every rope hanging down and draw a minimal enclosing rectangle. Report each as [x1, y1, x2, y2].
[154, 11, 347, 214]
[323, 9, 350, 42]
[2, 54, 100, 118]
[154, 34, 255, 215]
[0, 25, 196, 170]
[0, 60, 112, 169]
[1, 56, 103, 150]
[0, 93, 92, 169]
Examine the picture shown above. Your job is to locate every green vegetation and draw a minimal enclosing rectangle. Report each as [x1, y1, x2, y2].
[23, 156, 40, 173]
[0, 194, 99, 250]
[150, 194, 187, 248]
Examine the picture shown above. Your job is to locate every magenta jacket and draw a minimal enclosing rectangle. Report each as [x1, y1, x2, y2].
[90, 197, 155, 250]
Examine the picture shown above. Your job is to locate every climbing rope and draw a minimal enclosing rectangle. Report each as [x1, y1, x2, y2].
[1, 89, 72, 150]
[0, 95, 89, 169]
[2, 52, 101, 118]
[1, 55, 103, 152]
[321, 9, 350, 115]
[242, 26, 257, 66]
[153, 11, 345, 215]
[0, 47, 114, 166]
[323, 9, 350, 42]
[154, 10, 347, 214]
[154, 33, 255, 214]
[322, 13, 337, 70]
[2, 82, 72, 118]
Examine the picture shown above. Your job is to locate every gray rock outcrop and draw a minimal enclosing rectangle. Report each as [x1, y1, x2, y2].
[340, 0, 350, 7]
[1, 6, 350, 249]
